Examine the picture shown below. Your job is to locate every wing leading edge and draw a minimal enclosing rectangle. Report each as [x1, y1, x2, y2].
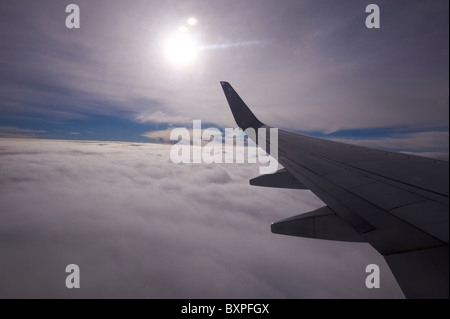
[220, 81, 449, 299]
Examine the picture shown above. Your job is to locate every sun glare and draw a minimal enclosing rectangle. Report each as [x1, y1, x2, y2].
[165, 34, 198, 67]
[187, 17, 197, 25]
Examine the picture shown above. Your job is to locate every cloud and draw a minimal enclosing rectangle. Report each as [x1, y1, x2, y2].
[0, 1, 447, 133]
[135, 112, 192, 125]
[331, 131, 449, 160]
[0, 126, 46, 139]
[0, 127, 46, 133]
[141, 128, 174, 143]
[0, 139, 404, 298]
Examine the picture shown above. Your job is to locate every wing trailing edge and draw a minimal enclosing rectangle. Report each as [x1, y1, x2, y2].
[250, 168, 308, 189]
[271, 206, 366, 242]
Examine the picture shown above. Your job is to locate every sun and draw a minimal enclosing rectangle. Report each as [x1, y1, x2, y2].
[165, 34, 198, 67]
[187, 17, 197, 25]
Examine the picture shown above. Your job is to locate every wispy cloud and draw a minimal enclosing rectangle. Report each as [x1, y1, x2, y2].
[0, 126, 46, 139]
[0, 1, 447, 134]
[135, 112, 191, 125]
[0, 127, 46, 133]
[331, 130, 449, 159]
[141, 128, 173, 143]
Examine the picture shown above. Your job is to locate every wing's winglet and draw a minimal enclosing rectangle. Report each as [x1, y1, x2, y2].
[220, 81, 264, 130]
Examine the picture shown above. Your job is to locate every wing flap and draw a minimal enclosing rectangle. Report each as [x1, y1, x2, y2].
[280, 154, 444, 255]
[349, 181, 425, 211]
[271, 206, 366, 242]
[250, 168, 308, 189]
[280, 155, 377, 235]
[390, 200, 449, 243]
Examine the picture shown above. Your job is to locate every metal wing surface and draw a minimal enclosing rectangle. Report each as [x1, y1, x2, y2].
[220, 81, 449, 299]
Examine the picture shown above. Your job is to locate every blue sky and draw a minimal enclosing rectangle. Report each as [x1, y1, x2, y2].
[0, 0, 448, 157]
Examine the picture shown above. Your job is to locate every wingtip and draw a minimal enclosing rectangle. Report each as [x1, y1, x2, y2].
[219, 81, 264, 130]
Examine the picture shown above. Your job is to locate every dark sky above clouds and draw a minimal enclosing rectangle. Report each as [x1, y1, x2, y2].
[0, 0, 448, 299]
[0, 0, 448, 156]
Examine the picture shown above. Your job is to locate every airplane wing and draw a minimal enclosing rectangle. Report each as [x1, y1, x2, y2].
[220, 81, 449, 299]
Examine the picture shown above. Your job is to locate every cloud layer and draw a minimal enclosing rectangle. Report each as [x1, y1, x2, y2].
[332, 130, 449, 160]
[0, 139, 404, 298]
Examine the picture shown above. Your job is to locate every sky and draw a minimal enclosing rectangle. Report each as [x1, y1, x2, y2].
[0, 0, 448, 299]
[0, 0, 448, 157]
